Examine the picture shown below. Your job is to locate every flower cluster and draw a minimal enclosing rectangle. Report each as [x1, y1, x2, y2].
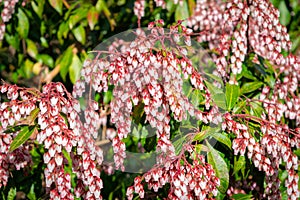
[0, 82, 104, 199]
[126, 145, 220, 199]
[0, 0, 20, 40]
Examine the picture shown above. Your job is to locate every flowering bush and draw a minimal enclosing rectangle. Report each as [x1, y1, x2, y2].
[0, 0, 300, 199]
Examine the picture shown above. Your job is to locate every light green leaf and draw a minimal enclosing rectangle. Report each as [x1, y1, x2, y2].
[225, 83, 239, 111]
[7, 187, 16, 200]
[211, 132, 231, 149]
[279, 1, 291, 26]
[68, 7, 88, 29]
[233, 155, 246, 176]
[72, 25, 86, 44]
[5, 34, 20, 50]
[207, 142, 229, 194]
[205, 81, 227, 110]
[175, 0, 189, 23]
[31, 0, 44, 19]
[57, 22, 69, 44]
[10, 126, 36, 152]
[26, 39, 38, 58]
[48, 0, 63, 15]
[27, 184, 36, 200]
[36, 54, 54, 68]
[69, 54, 82, 84]
[240, 82, 263, 94]
[17, 8, 30, 38]
[231, 193, 253, 200]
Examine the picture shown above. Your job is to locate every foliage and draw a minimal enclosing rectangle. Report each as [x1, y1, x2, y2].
[0, 0, 300, 199]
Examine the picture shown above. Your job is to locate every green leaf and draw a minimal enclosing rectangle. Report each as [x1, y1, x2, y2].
[205, 81, 227, 110]
[231, 193, 253, 200]
[68, 7, 89, 29]
[207, 142, 229, 194]
[175, 0, 189, 24]
[27, 184, 36, 200]
[10, 126, 36, 152]
[72, 25, 86, 44]
[48, 0, 63, 15]
[241, 82, 263, 94]
[17, 8, 30, 38]
[279, 1, 291, 26]
[57, 22, 69, 44]
[36, 54, 54, 68]
[233, 155, 246, 176]
[5, 34, 20, 50]
[173, 134, 187, 155]
[7, 187, 16, 200]
[69, 54, 82, 84]
[211, 132, 231, 149]
[31, 0, 44, 19]
[59, 46, 73, 81]
[225, 83, 239, 111]
[26, 39, 38, 58]
[87, 7, 99, 30]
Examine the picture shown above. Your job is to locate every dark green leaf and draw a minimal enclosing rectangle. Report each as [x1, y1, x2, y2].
[225, 83, 239, 111]
[10, 126, 36, 152]
[207, 142, 229, 194]
[17, 8, 29, 38]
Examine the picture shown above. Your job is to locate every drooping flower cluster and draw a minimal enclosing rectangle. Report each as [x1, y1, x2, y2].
[73, 20, 220, 172]
[0, 0, 21, 40]
[0, 82, 104, 199]
[126, 145, 220, 199]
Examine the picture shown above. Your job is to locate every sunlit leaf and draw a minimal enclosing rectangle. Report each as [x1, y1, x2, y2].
[175, 0, 189, 24]
[87, 7, 99, 30]
[59, 45, 73, 81]
[36, 54, 54, 68]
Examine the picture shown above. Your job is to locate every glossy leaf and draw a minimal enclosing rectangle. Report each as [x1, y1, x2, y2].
[16, 8, 29, 38]
[225, 83, 239, 111]
[207, 142, 229, 194]
[240, 81, 263, 94]
[10, 126, 36, 152]
[48, 0, 63, 15]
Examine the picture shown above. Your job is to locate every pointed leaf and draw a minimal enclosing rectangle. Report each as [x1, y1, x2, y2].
[175, 0, 189, 23]
[233, 155, 246, 176]
[205, 81, 227, 110]
[207, 142, 229, 194]
[59, 46, 73, 81]
[240, 82, 263, 94]
[72, 25, 86, 44]
[69, 54, 82, 84]
[87, 7, 99, 30]
[48, 0, 63, 15]
[10, 126, 36, 152]
[225, 83, 239, 111]
[26, 39, 38, 58]
[17, 8, 29, 38]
